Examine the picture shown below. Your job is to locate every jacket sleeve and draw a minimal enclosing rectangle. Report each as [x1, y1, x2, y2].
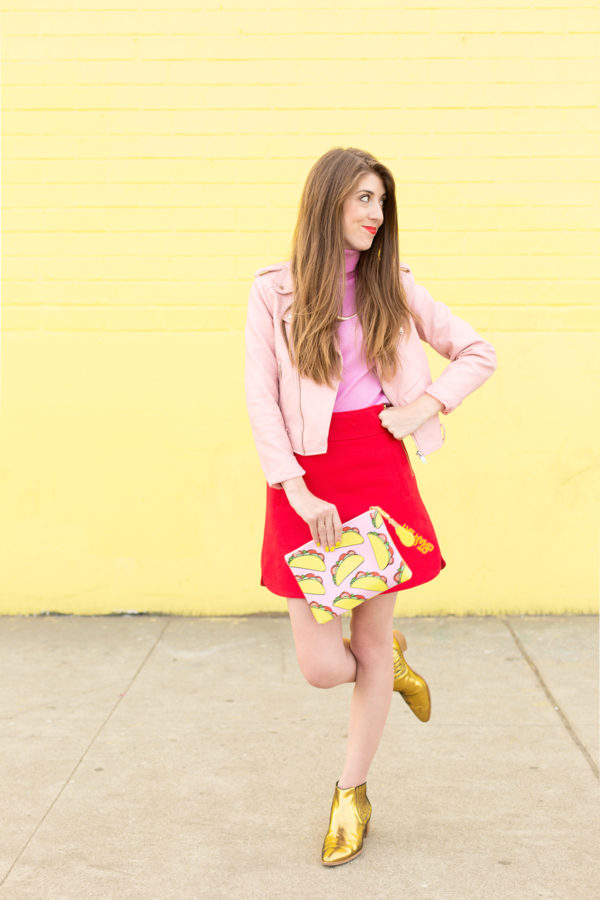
[404, 266, 497, 414]
[244, 273, 306, 489]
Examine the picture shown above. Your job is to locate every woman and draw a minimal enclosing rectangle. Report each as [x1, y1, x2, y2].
[244, 147, 496, 866]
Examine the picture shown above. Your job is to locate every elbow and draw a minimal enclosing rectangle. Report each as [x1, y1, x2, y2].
[466, 337, 497, 378]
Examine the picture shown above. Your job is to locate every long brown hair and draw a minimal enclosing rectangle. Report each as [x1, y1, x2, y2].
[284, 147, 412, 387]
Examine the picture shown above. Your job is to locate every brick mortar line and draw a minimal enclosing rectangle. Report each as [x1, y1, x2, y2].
[503, 615, 599, 781]
[0, 616, 173, 888]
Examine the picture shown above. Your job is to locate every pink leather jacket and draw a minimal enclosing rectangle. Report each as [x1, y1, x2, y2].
[245, 260, 497, 489]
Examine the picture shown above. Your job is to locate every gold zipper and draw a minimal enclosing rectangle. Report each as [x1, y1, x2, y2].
[297, 369, 306, 454]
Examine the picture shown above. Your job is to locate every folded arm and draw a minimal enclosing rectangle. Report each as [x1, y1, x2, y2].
[405, 267, 497, 414]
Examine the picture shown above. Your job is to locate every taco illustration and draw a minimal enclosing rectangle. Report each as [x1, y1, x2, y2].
[287, 548, 326, 571]
[309, 602, 335, 623]
[370, 508, 383, 528]
[350, 571, 388, 592]
[339, 526, 365, 547]
[331, 550, 364, 586]
[393, 561, 413, 584]
[295, 573, 326, 595]
[367, 531, 394, 569]
[333, 591, 367, 611]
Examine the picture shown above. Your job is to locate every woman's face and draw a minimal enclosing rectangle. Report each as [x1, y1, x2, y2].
[341, 172, 386, 251]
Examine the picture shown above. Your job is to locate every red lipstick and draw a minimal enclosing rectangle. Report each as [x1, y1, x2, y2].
[362, 226, 377, 234]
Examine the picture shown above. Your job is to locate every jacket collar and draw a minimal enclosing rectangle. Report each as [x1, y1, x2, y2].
[273, 262, 294, 296]
[273, 263, 294, 322]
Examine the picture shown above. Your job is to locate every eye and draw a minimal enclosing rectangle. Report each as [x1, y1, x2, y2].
[359, 194, 370, 202]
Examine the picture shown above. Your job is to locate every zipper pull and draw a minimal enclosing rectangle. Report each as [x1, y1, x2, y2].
[416, 450, 427, 464]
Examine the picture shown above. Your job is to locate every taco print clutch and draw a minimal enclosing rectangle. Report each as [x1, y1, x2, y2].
[284, 506, 416, 623]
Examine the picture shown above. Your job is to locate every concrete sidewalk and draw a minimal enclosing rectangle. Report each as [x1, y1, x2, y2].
[0, 614, 598, 899]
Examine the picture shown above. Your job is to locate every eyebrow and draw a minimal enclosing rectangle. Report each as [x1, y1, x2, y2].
[356, 189, 387, 199]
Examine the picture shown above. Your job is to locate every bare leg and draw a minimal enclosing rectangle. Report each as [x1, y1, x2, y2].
[343, 627, 407, 655]
[287, 597, 357, 687]
[287, 596, 400, 786]
[338, 594, 397, 789]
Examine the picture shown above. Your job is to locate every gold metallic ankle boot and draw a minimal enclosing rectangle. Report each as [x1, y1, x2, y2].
[321, 781, 371, 866]
[393, 629, 431, 722]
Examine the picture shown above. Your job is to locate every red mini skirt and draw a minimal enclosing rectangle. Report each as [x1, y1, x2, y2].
[260, 403, 446, 599]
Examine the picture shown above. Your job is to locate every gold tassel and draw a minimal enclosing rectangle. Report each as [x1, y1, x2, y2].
[370, 506, 416, 548]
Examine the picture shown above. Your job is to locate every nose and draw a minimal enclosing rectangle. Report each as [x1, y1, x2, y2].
[369, 201, 384, 225]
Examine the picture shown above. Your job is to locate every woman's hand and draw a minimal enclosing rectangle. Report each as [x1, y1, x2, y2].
[280, 477, 343, 550]
[379, 393, 444, 440]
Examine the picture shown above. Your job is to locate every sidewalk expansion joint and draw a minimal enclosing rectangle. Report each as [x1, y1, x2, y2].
[503, 616, 599, 782]
[0, 617, 173, 888]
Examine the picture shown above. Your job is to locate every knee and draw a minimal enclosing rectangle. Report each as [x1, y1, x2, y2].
[350, 633, 392, 669]
[297, 656, 342, 689]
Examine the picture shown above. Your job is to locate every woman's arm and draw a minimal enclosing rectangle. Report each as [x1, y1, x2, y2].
[244, 274, 307, 489]
[245, 272, 343, 547]
[379, 393, 444, 440]
[404, 266, 497, 415]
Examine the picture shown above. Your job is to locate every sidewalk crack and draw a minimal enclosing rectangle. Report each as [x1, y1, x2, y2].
[503, 616, 598, 782]
[0, 617, 173, 887]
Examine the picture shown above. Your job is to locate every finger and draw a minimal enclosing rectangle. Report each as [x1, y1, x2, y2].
[310, 516, 324, 546]
[315, 519, 327, 548]
[325, 515, 336, 552]
[320, 517, 333, 551]
[332, 508, 343, 545]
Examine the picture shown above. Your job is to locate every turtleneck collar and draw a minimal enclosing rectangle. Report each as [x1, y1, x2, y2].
[344, 247, 360, 275]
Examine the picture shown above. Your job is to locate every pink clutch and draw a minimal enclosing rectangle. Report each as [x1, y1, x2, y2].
[284, 506, 417, 623]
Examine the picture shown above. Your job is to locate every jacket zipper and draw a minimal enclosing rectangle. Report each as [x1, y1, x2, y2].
[411, 433, 427, 464]
[283, 316, 306, 454]
[297, 369, 306, 454]
[378, 356, 428, 465]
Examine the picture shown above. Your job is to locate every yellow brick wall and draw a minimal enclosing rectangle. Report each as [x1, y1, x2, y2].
[0, 2, 598, 615]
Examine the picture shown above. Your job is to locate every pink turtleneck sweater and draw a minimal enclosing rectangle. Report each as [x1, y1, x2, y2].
[333, 248, 388, 412]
